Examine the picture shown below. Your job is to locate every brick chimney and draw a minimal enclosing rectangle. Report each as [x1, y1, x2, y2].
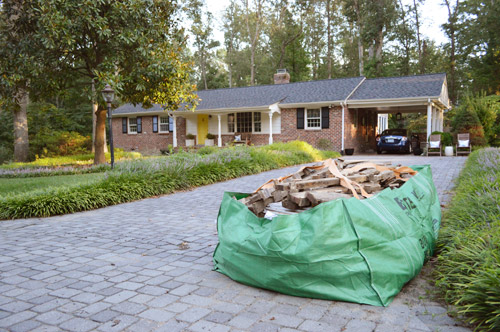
[273, 69, 290, 84]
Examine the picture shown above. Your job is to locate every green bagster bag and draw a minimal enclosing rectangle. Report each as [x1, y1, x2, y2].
[213, 165, 441, 306]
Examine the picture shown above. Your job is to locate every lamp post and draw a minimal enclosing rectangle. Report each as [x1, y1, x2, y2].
[101, 84, 115, 168]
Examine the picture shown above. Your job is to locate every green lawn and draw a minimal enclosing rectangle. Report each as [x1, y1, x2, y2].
[0, 173, 106, 197]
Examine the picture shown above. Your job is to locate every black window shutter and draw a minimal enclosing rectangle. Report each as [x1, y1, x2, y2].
[321, 107, 329, 129]
[297, 108, 305, 129]
[137, 117, 142, 133]
[122, 118, 127, 133]
[152, 116, 158, 133]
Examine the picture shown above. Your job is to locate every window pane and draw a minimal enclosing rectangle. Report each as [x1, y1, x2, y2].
[129, 118, 137, 133]
[237, 112, 252, 133]
[227, 113, 235, 132]
[160, 117, 169, 132]
[254, 112, 261, 132]
[306, 109, 321, 128]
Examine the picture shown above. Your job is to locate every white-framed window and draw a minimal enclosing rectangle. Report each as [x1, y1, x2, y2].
[159, 116, 170, 133]
[227, 112, 262, 133]
[128, 118, 138, 133]
[254, 112, 261, 132]
[305, 109, 321, 129]
[227, 113, 235, 133]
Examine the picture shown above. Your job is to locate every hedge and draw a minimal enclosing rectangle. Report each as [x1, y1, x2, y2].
[435, 148, 500, 331]
[0, 141, 339, 220]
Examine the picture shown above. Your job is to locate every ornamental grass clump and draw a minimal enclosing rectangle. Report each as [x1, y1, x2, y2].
[435, 148, 500, 331]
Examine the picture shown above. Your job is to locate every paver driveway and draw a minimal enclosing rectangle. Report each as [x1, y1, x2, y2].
[0, 155, 470, 332]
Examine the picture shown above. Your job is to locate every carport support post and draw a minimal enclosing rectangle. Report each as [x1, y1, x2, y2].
[172, 116, 177, 148]
[427, 100, 432, 140]
[268, 112, 273, 145]
[217, 114, 222, 147]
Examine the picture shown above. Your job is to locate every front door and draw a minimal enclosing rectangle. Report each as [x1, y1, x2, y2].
[197, 114, 208, 145]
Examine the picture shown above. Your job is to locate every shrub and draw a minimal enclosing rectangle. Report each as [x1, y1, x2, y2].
[186, 133, 195, 139]
[452, 100, 488, 146]
[0, 141, 340, 219]
[197, 146, 219, 155]
[435, 148, 500, 331]
[206, 133, 216, 139]
[30, 130, 91, 158]
[431, 131, 453, 147]
[317, 138, 334, 151]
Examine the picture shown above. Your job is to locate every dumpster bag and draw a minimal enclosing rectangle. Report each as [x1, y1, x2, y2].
[213, 165, 441, 306]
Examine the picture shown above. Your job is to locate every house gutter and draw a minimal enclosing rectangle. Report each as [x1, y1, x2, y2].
[341, 77, 366, 154]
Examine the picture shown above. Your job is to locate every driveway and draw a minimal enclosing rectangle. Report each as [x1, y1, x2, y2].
[0, 155, 469, 332]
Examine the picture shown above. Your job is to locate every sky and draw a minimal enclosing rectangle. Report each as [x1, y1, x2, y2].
[203, 0, 449, 46]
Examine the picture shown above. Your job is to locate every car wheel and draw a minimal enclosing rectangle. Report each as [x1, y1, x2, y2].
[377, 149, 382, 154]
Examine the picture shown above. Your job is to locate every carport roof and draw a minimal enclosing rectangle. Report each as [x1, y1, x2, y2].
[348, 73, 446, 101]
[112, 73, 447, 115]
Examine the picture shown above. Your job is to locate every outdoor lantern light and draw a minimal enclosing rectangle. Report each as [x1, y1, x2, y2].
[102, 84, 115, 104]
[396, 112, 402, 121]
[101, 84, 115, 169]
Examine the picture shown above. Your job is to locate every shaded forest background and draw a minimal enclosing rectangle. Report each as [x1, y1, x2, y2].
[1, 0, 499, 163]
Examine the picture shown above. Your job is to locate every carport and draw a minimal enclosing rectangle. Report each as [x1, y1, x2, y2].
[345, 74, 450, 152]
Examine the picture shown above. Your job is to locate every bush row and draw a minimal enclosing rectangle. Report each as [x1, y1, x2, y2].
[0, 141, 339, 220]
[435, 148, 500, 331]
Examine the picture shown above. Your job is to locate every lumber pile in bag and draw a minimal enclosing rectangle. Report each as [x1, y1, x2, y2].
[238, 158, 417, 217]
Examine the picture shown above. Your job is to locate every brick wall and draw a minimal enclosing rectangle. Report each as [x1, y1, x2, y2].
[112, 116, 186, 153]
[344, 107, 378, 153]
[114, 107, 376, 154]
[280, 107, 343, 151]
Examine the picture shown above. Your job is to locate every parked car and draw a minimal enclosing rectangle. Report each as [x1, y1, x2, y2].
[376, 129, 412, 154]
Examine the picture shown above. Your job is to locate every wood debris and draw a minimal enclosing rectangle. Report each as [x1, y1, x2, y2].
[238, 158, 418, 217]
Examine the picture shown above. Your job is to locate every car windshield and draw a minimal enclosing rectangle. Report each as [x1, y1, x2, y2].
[381, 129, 407, 136]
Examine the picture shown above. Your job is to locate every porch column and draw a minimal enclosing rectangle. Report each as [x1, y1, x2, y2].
[217, 114, 222, 147]
[268, 112, 273, 145]
[172, 116, 177, 148]
[427, 101, 432, 140]
[440, 109, 444, 131]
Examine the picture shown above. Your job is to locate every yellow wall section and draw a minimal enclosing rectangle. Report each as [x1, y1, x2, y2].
[197, 114, 208, 145]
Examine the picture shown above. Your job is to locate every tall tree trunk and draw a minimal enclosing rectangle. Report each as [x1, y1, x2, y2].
[91, 80, 97, 153]
[13, 87, 29, 162]
[358, 38, 364, 76]
[413, 0, 423, 73]
[354, 0, 364, 76]
[375, 29, 384, 75]
[92, 80, 107, 153]
[244, 0, 263, 86]
[327, 0, 332, 79]
[444, 0, 457, 104]
[94, 108, 107, 165]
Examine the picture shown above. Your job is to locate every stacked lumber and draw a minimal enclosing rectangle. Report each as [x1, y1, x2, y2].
[238, 158, 417, 217]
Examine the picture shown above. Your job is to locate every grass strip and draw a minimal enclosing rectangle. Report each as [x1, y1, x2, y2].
[0, 141, 339, 220]
[435, 148, 500, 331]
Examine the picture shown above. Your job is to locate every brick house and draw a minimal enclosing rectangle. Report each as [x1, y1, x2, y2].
[112, 72, 449, 154]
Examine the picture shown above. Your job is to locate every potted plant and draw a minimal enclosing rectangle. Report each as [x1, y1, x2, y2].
[186, 133, 195, 147]
[205, 133, 216, 146]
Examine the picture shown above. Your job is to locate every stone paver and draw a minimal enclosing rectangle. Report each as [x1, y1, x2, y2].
[0, 155, 470, 331]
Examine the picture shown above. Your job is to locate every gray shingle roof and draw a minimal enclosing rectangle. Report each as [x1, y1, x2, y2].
[113, 73, 446, 115]
[348, 73, 446, 101]
[113, 77, 364, 115]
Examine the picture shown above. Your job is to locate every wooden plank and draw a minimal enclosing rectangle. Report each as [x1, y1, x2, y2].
[294, 177, 340, 190]
[289, 192, 311, 207]
[346, 174, 369, 183]
[282, 199, 299, 210]
[305, 190, 352, 206]
[272, 190, 286, 202]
